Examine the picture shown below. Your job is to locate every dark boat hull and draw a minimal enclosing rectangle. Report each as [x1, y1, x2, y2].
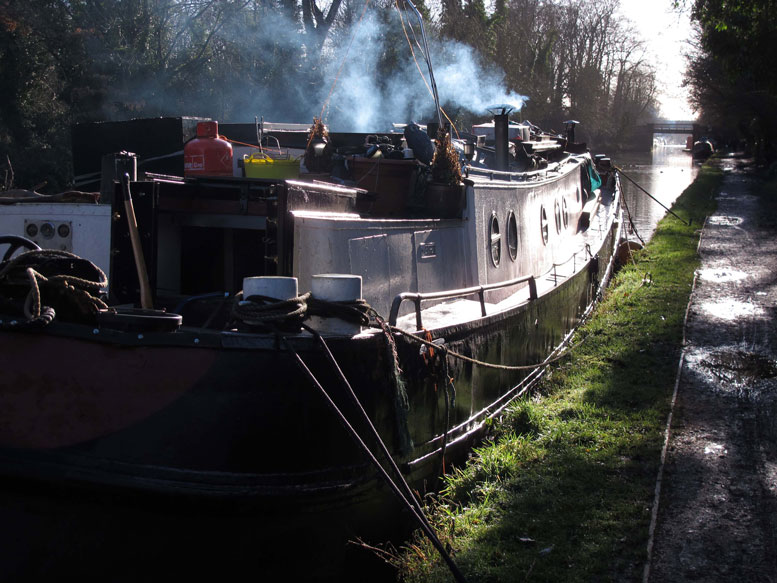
[0, 221, 617, 495]
[0, 170, 621, 579]
[0, 237, 614, 578]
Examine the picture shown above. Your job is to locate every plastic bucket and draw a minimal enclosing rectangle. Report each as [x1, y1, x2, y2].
[244, 153, 300, 179]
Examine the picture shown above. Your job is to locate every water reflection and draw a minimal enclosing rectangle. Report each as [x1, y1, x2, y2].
[610, 140, 698, 241]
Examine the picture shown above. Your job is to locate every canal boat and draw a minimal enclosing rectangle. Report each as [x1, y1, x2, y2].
[692, 138, 715, 160]
[0, 103, 621, 575]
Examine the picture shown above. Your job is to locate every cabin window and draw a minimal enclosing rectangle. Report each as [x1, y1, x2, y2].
[554, 200, 562, 233]
[507, 210, 518, 261]
[489, 212, 501, 266]
[576, 187, 581, 203]
[540, 205, 549, 245]
[562, 198, 569, 229]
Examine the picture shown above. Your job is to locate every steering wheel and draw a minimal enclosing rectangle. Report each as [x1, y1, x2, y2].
[0, 235, 41, 262]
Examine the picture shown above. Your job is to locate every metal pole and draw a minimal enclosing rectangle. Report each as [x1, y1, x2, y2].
[403, 0, 443, 129]
[120, 173, 153, 309]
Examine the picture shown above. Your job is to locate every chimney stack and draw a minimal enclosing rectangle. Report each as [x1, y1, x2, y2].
[487, 104, 515, 172]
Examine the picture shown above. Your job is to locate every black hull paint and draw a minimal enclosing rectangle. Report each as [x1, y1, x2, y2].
[0, 175, 621, 580]
[0, 221, 618, 497]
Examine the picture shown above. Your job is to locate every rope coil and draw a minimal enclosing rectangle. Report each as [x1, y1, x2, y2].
[0, 249, 108, 328]
[230, 291, 311, 327]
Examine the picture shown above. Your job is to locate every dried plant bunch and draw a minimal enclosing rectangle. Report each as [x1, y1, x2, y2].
[431, 127, 461, 186]
[304, 117, 333, 173]
[308, 117, 329, 142]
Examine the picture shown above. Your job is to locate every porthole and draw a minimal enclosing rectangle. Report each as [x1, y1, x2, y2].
[562, 198, 569, 229]
[554, 200, 562, 233]
[507, 210, 518, 261]
[489, 212, 501, 267]
[540, 205, 549, 245]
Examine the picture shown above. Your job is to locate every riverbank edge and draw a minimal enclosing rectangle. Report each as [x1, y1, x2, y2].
[393, 163, 725, 582]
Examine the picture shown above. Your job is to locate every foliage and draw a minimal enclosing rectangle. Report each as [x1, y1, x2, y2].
[453, 0, 658, 146]
[1, 0, 659, 189]
[0, 0, 95, 190]
[393, 164, 723, 581]
[684, 0, 777, 161]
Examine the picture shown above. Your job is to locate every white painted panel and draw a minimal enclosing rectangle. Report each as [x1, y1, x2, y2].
[413, 228, 469, 294]
[0, 203, 112, 276]
[348, 234, 390, 315]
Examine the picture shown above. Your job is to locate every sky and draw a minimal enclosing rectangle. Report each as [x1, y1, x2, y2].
[617, 0, 696, 120]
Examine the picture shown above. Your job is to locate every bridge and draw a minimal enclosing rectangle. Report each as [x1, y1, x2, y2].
[650, 120, 697, 134]
[631, 119, 703, 150]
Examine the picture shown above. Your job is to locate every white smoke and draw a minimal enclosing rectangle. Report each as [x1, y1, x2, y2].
[102, 6, 526, 130]
[318, 12, 527, 131]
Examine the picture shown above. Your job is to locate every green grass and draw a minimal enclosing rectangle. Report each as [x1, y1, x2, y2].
[394, 164, 724, 582]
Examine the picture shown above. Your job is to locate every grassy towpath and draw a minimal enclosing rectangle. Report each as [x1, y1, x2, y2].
[394, 164, 724, 582]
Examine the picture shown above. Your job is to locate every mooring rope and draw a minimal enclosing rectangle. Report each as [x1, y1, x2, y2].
[232, 294, 414, 452]
[307, 296, 371, 327]
[614, 165, 691, 226]
[231, 292, 591, 373]
[392, 324, 590, 371]
[280, 329, 469, 583]
[230, 291, 310, 327]
[0, 249, 107, 327]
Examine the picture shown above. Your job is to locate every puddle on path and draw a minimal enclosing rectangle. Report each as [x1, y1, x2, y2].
[703, 443, 727, 456]
[700, 349, 777, 381]
[707, 216, 744, 227]
[698, 298, 760, 321]
[696, 269, 748, 284]
[684, 346, 777, 402]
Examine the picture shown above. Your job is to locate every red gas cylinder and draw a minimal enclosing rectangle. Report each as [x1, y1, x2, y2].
[184, 121, 233, 177]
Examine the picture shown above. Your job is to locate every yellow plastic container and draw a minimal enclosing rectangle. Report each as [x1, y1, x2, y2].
[243, 153, 300, 179]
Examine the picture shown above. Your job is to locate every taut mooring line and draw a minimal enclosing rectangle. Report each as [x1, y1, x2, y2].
[614, 166, 691, 226]
[280, 333, 469, 583]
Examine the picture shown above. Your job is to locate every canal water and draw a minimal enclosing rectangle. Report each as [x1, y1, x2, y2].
[610, 143, 699, 242]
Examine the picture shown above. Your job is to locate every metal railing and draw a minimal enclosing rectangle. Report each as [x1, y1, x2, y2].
[388, 178, 618, 329]
[389, 233, 604, 328]
[389, 274, 537, 328]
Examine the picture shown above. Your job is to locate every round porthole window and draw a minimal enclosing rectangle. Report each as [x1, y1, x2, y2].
[507, 210, 518, 261]
[562, 198, 569, 229]
[554, 200, 562, 233]
[489, 212, 501, 267]
[540, 205, 549, 245]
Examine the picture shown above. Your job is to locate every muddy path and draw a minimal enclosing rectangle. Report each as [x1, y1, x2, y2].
[647, 158, 777, 582]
